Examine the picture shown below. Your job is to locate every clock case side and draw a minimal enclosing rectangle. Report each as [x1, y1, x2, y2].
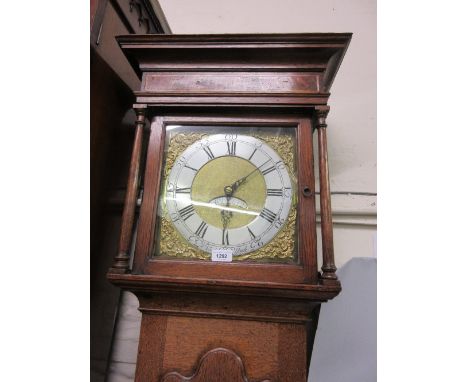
[132, 114, 317, 284]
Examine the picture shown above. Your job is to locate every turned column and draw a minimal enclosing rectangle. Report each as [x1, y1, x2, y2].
[315, 106, 338, 283]
[110, 104, 146, 273]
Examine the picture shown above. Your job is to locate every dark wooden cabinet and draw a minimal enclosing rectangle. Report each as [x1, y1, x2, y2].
[107, 33, 351, 381]
[90, 2, 170, 381]
[91, 0, 171, 90]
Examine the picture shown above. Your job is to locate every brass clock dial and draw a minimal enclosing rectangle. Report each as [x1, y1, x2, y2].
[165, 134, 293, 257]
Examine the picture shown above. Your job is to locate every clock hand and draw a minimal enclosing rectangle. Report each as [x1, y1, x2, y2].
[228, 159, 272, 195]
[220, 186, 233, 230]
[220, 205, 232, 235]
[221, 209, 230, 228]
[220, 159, 271, 229]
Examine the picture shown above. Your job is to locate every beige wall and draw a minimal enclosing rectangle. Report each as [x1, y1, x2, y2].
[160, 0, 377, 266]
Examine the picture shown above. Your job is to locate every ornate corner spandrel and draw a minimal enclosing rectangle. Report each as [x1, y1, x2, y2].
[161, 348, 272, 382]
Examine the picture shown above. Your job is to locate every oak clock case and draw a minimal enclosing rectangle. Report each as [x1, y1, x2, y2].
[108, 33, 351, 382]
[156, 125, 298, 263]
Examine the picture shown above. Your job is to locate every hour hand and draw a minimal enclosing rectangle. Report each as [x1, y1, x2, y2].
[223, 178, 245, 197]
[221, 183, 234, 229]
[230, 177, 247, 193]
[228, 159, 270, 194]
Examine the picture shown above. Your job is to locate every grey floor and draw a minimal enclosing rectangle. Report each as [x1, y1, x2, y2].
[309, 257, 377, 382]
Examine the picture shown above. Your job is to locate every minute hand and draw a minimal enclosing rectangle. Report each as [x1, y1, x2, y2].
[230, 159, 272, 194]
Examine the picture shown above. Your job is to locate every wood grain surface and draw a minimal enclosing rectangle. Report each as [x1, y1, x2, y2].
[110, 105, 146, 272]
[297, 118, 318, 282]
[117, 33, 351, 107]
[315, 106, 339, 284]
[143, 72, 320, 94]
[133, 116, 166, 273]
[161, 348, 271, 382]
[133, 304, 313, 382]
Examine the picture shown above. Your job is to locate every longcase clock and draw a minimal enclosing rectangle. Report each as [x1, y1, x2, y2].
[107, 33, 351, 382]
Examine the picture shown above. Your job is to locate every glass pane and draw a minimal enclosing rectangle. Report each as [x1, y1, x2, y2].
[154, 124, 298, 263]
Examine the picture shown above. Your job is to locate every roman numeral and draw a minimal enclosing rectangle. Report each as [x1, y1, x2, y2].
[176, 187, 191, 194]
[226, 141, 236, 156]
[267, 188, 283, 196]
[261, 166, 276, 176]
[203, 146, 215, 160]
[179, 204, 195, 221]
[247, 226, 256, 239]
[248, 148, 257, 161]
[259, 208, 277, 224]
[195, 221, 208, 238]
[222, 229, 229, 245]
[185, 165, 198, 172]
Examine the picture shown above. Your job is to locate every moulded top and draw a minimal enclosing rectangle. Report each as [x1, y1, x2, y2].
[116, 32, 352, 45]
[117, 33, 352, 93]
